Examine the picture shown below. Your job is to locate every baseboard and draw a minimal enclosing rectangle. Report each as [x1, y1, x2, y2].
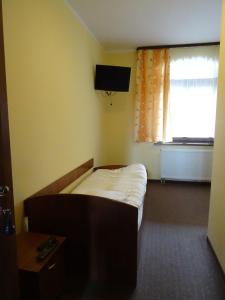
[147, 179, 160, 182]
[207, 236, 225, 282]
[149, 178, 211, 185]
[162, 179, 211, 184]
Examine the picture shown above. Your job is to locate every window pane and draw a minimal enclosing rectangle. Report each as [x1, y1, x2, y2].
[169, 47, 219, 139]
[170, 78, 217, 138]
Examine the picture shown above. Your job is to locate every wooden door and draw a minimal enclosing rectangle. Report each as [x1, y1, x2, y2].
[0, 1, 19, 299]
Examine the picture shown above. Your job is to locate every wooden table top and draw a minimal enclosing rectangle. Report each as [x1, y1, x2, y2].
[16, 232, 66, 273]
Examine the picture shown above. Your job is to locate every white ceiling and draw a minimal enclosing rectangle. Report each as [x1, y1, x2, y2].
[67, 0, 222, 51]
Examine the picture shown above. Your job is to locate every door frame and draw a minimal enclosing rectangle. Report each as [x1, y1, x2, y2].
[0, 1, 19, 299]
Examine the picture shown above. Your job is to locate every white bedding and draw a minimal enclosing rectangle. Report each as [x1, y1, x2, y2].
[71, 163, 147, 229]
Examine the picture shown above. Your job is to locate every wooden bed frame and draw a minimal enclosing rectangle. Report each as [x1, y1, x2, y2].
[24, 159, 144, 285]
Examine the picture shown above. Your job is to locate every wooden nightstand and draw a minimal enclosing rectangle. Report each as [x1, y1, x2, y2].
[17, 232, 66, 300]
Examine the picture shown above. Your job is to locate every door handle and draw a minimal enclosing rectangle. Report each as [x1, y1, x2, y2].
[0, 186, 14, 235]
[0, 208, 15, 235]
[0, 185, 9, 197]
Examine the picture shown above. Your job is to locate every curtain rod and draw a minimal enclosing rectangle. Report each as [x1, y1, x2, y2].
[136, 42, 220, 51]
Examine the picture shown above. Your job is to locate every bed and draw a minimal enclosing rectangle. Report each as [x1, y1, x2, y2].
[24, 159, 147, 285]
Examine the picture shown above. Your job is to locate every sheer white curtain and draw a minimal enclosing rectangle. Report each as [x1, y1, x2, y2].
[169, 46, 219, 138]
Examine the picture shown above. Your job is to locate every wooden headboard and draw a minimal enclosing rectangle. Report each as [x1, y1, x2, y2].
[30, 158, 94, 198]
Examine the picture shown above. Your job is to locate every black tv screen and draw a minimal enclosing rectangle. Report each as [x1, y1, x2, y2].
[95, 65, 131, 92]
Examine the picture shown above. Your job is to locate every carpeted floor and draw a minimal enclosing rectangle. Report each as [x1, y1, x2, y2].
[61, 181, 225, 300]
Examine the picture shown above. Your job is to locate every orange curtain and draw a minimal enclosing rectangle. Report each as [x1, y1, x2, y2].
[135, 49, 171, 143]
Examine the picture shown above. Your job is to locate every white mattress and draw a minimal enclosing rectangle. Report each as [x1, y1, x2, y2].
[71, 163, 147, 229]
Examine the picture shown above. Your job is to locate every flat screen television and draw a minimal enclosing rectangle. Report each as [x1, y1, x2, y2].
[95, 64, 131, 92]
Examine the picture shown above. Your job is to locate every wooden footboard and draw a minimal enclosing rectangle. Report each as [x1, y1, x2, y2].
[24, 193, 138, 285]
[23, 159, 144, 285]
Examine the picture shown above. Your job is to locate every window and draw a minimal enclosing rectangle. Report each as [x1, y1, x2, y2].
[169, 46, 219, 144]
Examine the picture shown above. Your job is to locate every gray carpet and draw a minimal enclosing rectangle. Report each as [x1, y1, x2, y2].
[61, 181, 225, 300]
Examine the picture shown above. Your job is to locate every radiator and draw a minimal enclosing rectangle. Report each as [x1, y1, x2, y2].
[160, 149, 213, 182]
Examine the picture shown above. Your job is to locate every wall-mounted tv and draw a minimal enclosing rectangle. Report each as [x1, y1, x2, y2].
[94, 64, 131, 92]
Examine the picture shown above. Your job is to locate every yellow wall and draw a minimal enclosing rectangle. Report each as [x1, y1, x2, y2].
[2, 0, 105, 231]
[208, 0, 225, 272]
[103, 51, 213, 179]
[101, 51, 136, 165]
